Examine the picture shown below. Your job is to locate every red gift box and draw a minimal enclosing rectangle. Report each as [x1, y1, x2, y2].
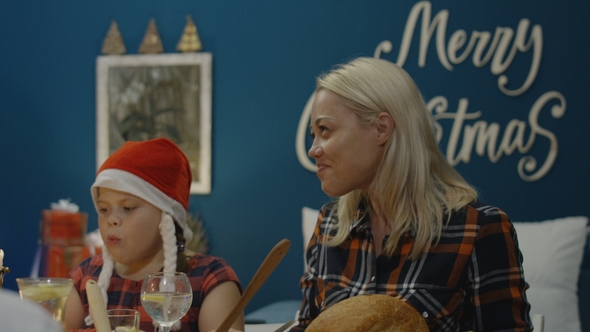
[40, 245, 86, 278]
[41, 210, 88, 246]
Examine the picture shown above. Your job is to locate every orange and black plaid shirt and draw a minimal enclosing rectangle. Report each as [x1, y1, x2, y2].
[70, 254, 241, 332]
[292, 200, 532, 331]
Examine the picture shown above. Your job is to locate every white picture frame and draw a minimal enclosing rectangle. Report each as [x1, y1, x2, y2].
[96, 52, 212, 194]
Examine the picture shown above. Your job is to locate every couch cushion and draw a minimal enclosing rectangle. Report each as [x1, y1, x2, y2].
[513, 216, 589, 332]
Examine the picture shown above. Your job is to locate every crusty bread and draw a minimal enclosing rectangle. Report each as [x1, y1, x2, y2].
[306, 294, 429, 332]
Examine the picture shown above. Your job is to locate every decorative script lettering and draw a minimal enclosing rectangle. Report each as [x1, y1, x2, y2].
[296, 1, 564, 181]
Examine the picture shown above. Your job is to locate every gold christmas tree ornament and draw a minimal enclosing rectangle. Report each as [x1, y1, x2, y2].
[101, 20, 126, 55]
[177, 15, 203, 52]
[139, 18, 164, 54]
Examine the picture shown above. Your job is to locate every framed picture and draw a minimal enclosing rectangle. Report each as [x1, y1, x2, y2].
[96, 53, 212, 194]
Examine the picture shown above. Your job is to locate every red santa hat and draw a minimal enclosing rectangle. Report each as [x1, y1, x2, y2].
[86, 138, 193, 328]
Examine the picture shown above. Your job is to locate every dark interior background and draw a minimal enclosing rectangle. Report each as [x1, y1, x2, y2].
[1, 0, 588, 329]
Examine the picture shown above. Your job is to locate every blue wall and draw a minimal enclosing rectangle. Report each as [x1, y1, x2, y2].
[1, 0, 589, 326]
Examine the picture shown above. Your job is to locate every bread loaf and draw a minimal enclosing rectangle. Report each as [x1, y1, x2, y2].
[306, 294, 429, 332]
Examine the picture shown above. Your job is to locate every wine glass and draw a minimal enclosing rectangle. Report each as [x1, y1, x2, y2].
[16, 277, 73, 332]
[141, 272, 193, 332]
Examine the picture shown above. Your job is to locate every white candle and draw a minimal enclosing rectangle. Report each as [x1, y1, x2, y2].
[0, 249, 3, 267]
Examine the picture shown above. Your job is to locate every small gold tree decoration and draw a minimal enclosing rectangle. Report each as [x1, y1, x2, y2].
[139, 18, 164, 54]
[187, 213, 208, 254]
[177, 15, 203, 52]
[101, 20, 126, 55]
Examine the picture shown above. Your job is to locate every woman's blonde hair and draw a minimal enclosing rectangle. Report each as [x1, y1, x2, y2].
[317, 57, 477, 259]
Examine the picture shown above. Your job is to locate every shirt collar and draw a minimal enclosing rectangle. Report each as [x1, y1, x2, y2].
[349, 203, 371, 233]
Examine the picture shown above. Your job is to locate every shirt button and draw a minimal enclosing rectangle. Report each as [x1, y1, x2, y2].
[370, 276, 375, 282]
[422, 312, 429, 318]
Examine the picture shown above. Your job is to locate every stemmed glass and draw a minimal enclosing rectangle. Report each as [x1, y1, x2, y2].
[16, 277, 73, 332]
[141, 272, 193, 332]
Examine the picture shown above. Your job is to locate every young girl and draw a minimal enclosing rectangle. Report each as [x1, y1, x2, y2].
[65, 138, 244, 332]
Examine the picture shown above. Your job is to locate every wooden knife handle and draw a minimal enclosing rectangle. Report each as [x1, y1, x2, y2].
[86, 279, 111, 332]
[216, 238, 291, 332]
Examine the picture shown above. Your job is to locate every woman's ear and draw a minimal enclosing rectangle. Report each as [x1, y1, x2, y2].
[375, 112, 394, 145]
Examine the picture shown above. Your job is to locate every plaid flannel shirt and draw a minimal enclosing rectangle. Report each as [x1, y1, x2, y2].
[292, 200, 532, 332]
[70, 254, 242, 332]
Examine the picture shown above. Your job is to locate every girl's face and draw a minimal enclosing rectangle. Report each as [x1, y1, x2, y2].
[308, 90, 387, 197]
[96, 188, 163, 268]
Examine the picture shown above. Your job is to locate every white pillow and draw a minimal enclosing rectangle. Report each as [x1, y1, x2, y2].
[513, 216, 589, 332]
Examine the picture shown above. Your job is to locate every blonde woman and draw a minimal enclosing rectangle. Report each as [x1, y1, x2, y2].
[293, 57, 532, 331]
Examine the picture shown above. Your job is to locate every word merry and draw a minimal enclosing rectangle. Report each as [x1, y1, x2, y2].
[296, 2, 562, 182]
[375, 1, 542, 96]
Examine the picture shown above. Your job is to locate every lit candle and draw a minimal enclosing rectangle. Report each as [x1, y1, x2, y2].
[0, 249, 3, 267]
